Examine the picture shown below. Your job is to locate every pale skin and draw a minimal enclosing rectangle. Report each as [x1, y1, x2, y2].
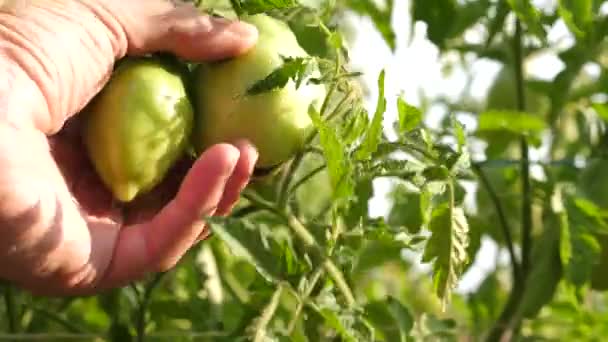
[0, 0, 260, 295]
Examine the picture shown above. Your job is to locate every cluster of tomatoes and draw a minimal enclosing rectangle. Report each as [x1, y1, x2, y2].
[82, 14, 327, 203]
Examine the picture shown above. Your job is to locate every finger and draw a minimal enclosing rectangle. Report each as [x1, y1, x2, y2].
[216, 140, 259, 216]
[195, 140, 258, 242]
[99, 143, 241, 287]
[121, 1, 258, 61]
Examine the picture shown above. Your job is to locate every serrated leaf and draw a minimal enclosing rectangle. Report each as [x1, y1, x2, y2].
[421, 204, 470, 310]
[232, 0, 298, 15]
[559, 196, 606, 286]
[341, 107, 370, 145]
[210, 219, 285, 284]
[356, 70, 387, 160]
[558, 0, 593, 39]
[246, 56, 313, 96]
[396, 96, 422, 133]
[363, 297, 414, 342]
[309, 106, 354, 200]
[506, 0, 547, 40]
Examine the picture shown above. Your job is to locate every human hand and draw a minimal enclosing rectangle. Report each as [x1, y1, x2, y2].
[0, 0, 259, 295]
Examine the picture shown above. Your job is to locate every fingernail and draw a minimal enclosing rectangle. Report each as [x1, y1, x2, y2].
[233, 139, 259, 158]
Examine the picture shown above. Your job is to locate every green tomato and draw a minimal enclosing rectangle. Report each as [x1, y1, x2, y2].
[83, 57, 194, 202]
[191, 14, 327, 170]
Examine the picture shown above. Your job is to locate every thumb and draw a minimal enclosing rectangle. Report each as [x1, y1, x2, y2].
[124, 1, 258, 61]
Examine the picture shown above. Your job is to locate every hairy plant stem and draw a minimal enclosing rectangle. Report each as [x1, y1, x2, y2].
[253, 284, 285, 342]
[485, 19, 532, 342]
[286, 268, 324, 334]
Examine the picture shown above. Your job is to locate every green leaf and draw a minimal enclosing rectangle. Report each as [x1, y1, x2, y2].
[363, 297, 414, 342]
[353, 239, 406, 274]
[309, 106, 354, 200]
[356, 70, 387, 160]
[591, 102, 608, 122]
[519, 222, 563, 319]
[476, 110, 547, 145]
[411, 0, 458, 49]
[209, 219, 287, 284]
[341, 106, 370, 146]
[421, 204, 470, 309]
[396, 96, 422, 133]
[485, 0, 510, 47]
[559, 196, 605, 286]
[232, 0, 299, 15]
[387, 185, 424, 234]
[506, 0, 547, 39]
[246, 57, 314, 96]
[451, 115, 467, 153]
[558, 0, 593, 39]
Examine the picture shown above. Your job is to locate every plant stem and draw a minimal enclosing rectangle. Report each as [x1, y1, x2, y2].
[287, 164, 327, 196]
[136, 273, 165, 342]
[4, 285, 18, 333]
[287, 268, 324, 334]
[253, 284, 284, 342]
[472, 163, 521, 283]
[278, 153, 305, 209]
[514, 21, 533, 278]
[485, 19, 533, 342]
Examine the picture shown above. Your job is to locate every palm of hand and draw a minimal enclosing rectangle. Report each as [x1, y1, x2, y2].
[0, 0, 258, 295]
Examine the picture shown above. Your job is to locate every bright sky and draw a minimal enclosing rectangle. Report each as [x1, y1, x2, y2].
[342, 0, 577, 293]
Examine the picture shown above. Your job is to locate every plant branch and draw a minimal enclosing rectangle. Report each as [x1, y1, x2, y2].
[287, 215, 356, 307]
[288, 164, 327, 195]
[485, 19, 533, 342]
[514, 22, 533, 279]
[472, 163, 521, 283]
[136, 273, 166, 342]
[287, 268, 324, 334]
[253, 284, 284, 342]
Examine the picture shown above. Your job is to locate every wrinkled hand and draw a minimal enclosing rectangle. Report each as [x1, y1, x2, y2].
[0, 0, 259, 295]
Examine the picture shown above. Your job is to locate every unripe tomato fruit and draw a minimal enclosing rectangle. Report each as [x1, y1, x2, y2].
[83, 57, 194, 202]
[191, 14, 327, 170]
